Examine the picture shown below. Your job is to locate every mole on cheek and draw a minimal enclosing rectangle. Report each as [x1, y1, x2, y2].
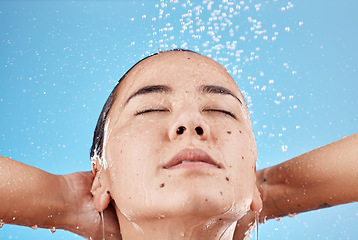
[160, 183, 165, 188]
[227, 131, 232, 134]
[225, 177, 230, 182]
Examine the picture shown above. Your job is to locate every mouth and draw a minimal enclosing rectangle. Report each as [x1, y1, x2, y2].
[164, 148, 222, 170]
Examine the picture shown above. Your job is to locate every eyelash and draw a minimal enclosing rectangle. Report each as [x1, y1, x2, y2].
[135, 109, 170, 115]
[203, 109, 237, 119]
[135, 108, 236, 119]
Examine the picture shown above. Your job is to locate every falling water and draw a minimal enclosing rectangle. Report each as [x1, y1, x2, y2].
[255, 214, 259, 240]
[101, 211, 105, 240]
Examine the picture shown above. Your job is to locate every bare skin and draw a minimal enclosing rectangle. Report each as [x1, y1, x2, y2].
[0, 156, 120, 240]
[1, 133, 356, 239]
[259, 133, 358, 219]
[234, 133, 358, 239]
[91, 51, 261, 240]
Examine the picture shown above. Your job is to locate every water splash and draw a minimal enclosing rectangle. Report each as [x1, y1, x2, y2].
[101, 118, 112, 170]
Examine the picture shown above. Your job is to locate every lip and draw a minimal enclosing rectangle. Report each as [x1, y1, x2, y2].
[164, 148, 222, 169]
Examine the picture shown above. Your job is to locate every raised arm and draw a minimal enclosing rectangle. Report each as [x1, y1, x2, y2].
[258, 133, 358, 221]
[234, 133, 358, 240]
[0, 156, 120, 239]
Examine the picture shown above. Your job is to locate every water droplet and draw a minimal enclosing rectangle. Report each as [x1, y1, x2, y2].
[180, 232, 185, 237]
[49, 227, 56, 233]
[31, 225, 38, 229]
[281, 145, 288, 152]
[0, 220, 4, 228]
[288, 213, 298, 218]
[274, 217, 282, 221]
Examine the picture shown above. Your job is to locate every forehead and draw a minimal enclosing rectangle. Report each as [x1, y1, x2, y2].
[115, 51, 243, 105]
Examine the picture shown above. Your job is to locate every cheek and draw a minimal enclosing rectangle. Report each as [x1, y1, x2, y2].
[215, 126, 256, 199]
[215, 123, 256, 160]
[104, 124, 167, 210]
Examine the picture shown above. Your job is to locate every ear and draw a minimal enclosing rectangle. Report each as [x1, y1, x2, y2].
[91, 163, 111, 212]
[250, 185, 263, 214]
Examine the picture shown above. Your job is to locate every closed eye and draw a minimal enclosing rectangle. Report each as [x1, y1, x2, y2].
[135, 108, 170, 116]
[203, 109, 237, 119]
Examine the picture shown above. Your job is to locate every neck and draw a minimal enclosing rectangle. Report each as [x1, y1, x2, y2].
[117, 212, 237, 240]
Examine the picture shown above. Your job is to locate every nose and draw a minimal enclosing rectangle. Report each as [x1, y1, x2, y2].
[168, 106, 210, 141]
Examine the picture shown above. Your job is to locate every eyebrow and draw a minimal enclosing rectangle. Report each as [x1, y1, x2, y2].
[124, 84, 172, 105]
[200, 85, 242, 104]
[124, 84, 242, 107]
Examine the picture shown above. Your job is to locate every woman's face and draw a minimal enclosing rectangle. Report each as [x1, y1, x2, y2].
[100, 51, 257, 222]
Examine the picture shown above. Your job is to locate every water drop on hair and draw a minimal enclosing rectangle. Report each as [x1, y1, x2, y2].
[49, 227, 56, 233]
[31, 225, 38, 229]
[288, 213, 297, 218]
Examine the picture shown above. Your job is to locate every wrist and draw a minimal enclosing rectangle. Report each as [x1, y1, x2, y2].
[55, 174, 80, 232]
[60, 172, 102, 238]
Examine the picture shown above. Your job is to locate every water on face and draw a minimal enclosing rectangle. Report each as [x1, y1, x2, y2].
[1, 0, 357, 239]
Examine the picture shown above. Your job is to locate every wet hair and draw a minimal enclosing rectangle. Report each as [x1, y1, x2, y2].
[90, 49, 197, 159]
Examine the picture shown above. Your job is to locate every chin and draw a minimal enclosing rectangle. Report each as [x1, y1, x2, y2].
[114, 176, 251, 222]
[150, 182, 247, 221]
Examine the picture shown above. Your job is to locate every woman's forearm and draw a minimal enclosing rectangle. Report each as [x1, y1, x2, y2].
[0, 156, 75, 230]
[0, 156, 121, 239]
[258, 133, 358, 221]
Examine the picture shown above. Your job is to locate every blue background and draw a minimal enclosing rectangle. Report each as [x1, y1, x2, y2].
[0, 0, 357, 239]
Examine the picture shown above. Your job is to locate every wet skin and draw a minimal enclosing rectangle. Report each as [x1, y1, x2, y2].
[94, 51, 261, 239]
